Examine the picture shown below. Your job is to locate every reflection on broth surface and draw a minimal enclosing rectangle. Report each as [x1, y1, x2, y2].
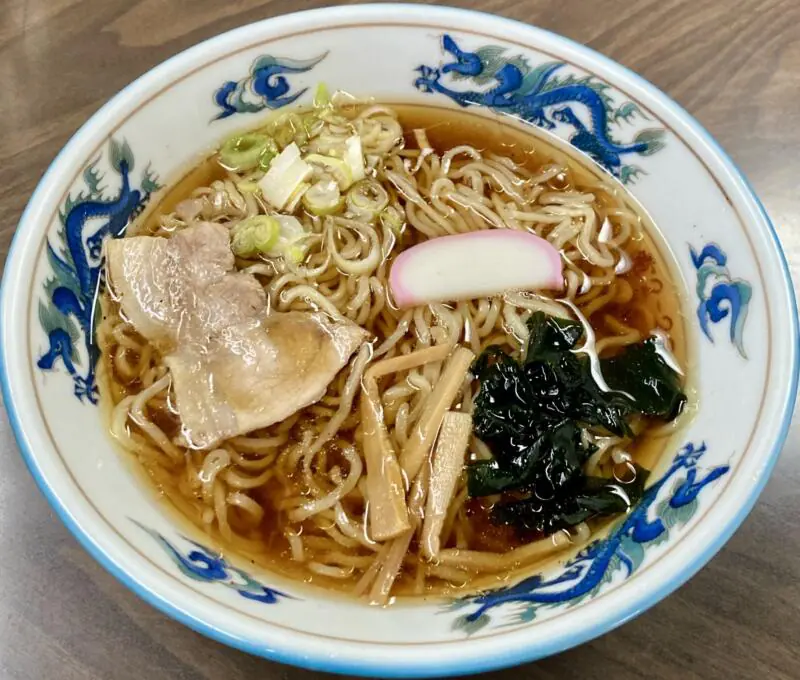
[98, 95, 689, 603]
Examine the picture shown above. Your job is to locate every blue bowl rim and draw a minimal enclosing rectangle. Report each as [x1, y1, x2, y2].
[1, 4, 798, 677]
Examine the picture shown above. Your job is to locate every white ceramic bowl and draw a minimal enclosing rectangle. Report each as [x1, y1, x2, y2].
[2, 5, 797, 676]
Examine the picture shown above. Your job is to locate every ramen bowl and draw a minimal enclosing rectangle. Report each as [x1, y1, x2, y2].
[1, 4, 797, 676]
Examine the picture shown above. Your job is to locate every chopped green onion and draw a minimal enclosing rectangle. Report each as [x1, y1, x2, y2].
[258, 138, 279, 170]
[305, 153, 354, 190]
[346, 178, 389, 221]
[344, 135, 366, 184]
[302, 178, 344, 216]
[380, 205, 405, 234]
[230, 215, 280, 258]
[219, 133, 278, 172]
[272, 123, 296, 150]
[286, 244, 307, 264]
[313, 83, 332, 109]
[272, 215, 310, 263]
[304, 113, 325, 140]
[285, 182, 311, 213]
[269, 112, 318, 149]
[258, 142, 313, 210]
[230, 214, 311, 263]
[236, 180, 260, 194]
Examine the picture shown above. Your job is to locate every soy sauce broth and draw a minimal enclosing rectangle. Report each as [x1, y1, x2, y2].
[108, 102, 691, 600]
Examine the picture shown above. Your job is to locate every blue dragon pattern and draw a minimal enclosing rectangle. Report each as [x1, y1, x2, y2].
[690, 243, 752, 359]
[414, 35, 666, 183]
[134, 521, 292, 604]
[214, 51, 328, 119]
[447, 442, 729, 634]
[36, 139, 161, 403]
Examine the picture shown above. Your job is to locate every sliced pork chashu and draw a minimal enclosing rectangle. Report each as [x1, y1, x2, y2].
[105, 223, 368, 449]
[166, 312, 368, 448]
[105, 222, 263, 349]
